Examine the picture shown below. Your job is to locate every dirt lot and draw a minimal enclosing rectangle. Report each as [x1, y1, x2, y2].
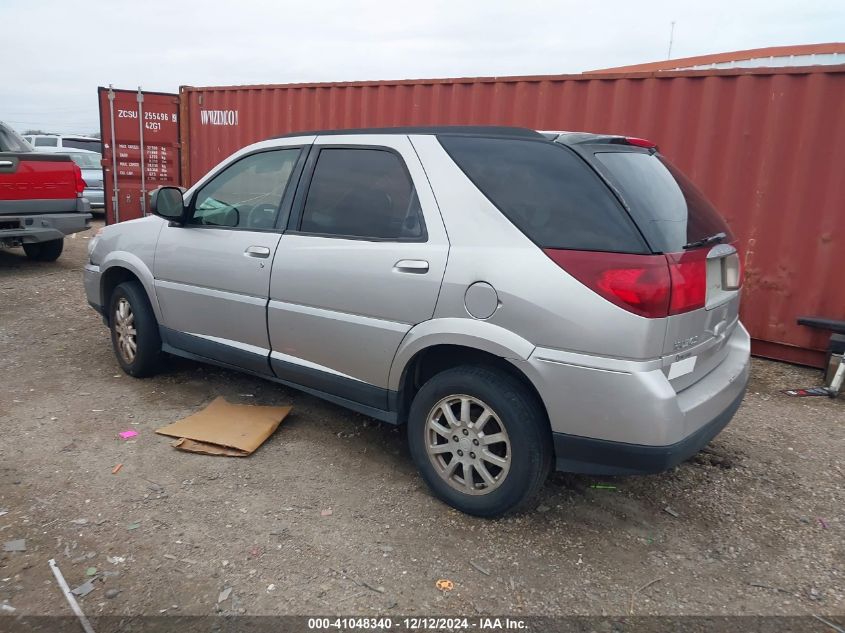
[0, 221, 842, 619]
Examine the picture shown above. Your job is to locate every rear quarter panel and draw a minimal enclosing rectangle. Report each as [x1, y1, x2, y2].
[408, 135, 668, 362]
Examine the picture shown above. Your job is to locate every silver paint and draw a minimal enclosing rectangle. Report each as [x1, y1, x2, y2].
[85, 130, 751, 454]
[464, 282, 498, 320]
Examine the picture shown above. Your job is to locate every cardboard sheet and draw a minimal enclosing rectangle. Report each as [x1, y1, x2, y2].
[155, 397, 292, 457]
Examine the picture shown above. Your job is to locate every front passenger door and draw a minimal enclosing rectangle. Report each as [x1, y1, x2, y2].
[154, 145, 308, 374]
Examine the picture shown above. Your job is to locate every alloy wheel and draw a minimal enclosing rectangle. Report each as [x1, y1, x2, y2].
[424, 394, 511, 495]
[114, 298, 137, 364]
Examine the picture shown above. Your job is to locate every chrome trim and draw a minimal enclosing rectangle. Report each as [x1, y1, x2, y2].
[155, 279, 267, 305]
[244, 245, 271, 258]
[269, 350, 366, 383]
[186, 332, 269, 357]
[267, 299, 411, 331]
[534, 357, 631, 375]
[393, 259, 429, 273]
[530, 346, 662, 373]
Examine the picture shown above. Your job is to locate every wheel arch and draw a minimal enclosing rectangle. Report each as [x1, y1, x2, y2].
[389, 320, 547, 428]
[99, 253, 161, 321]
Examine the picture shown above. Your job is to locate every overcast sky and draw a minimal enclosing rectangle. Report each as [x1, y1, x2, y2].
[1, 0, 842, 135]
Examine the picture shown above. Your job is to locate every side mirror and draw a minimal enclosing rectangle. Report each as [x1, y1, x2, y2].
[150, 186, 187, 224]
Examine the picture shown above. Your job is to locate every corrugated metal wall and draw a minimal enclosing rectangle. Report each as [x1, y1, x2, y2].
[180, 66, 845, 367]
[98, 87, 181, 224]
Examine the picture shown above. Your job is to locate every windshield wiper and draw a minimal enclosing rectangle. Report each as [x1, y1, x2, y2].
[683, 232, 726, 250]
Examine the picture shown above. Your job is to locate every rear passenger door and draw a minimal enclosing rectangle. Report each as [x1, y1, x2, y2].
[268, 135, 449, 411]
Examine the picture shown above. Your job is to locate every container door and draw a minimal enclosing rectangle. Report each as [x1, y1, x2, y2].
[154, 147, 305, 375]
[98, 87, 180, 224]
[268, 135, 449, 410]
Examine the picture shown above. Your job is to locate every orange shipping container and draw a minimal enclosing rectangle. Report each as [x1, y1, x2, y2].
[176, 65, 845, 367]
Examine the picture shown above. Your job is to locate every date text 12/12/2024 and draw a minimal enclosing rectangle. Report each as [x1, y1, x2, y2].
[307, 617, 528, 630]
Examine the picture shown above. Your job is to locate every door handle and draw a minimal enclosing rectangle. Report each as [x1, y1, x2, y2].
[244, 245, 271, 258]
[394, 259, 429, 274]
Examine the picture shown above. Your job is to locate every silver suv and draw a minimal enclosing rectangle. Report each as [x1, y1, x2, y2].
[85, 127, 750, 517]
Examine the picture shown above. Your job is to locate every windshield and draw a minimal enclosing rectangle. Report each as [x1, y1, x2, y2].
[595, 150, 733, 253]
[0, 124, 33, 152]
[68, 152, 103, 169]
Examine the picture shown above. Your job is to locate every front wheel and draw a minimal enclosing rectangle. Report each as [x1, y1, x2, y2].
[108, 281, 162, 377]
[23, 239, 64, 262]
[407, 366, 552, 517]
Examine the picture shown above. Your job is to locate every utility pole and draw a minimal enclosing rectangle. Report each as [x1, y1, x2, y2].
[667, 21, 676, 59]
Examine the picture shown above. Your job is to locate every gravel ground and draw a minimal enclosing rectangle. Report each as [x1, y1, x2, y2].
[0, 221, 842, 618]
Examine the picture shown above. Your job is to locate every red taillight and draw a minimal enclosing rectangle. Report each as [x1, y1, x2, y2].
[72, 163, 85, 195]
[666, 250, 707, 315]
[544, 249, 671, 318]
[544, 248, 708, 318]
[624, 136, 657, 149]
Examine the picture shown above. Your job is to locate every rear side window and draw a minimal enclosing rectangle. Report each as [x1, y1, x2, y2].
[34, 137, 58, 147]
[595, 151, 733, 253]
[438, 136, 647, 253]
[63, 139, 102, 153]
[300, 148, 424, 240]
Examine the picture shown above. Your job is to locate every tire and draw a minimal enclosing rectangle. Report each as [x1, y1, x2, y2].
[23, 239, 64, 262]
[108, 281, 162, 377]
[407, 365, 552, 517]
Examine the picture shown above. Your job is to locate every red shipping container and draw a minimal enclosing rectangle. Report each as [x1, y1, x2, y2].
[98, 87, 181, 224]
[95, 65, 844, 367]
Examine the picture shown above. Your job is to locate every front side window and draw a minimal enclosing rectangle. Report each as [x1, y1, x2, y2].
[300, 148, 424, 240]
[190, 149, 300, 229]
[34, 136, 58, 147]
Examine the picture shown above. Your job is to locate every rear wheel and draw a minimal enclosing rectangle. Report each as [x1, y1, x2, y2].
[23, 239, 64, 262]
[407, 365, 552, 517]
[108, 281, 162, 377]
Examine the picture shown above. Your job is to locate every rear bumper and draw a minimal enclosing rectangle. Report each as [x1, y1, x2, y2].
[0, 209, 92, 245]
[551, 386, 745, 474]
[84, 189, 105, 209]
[515, 323, 751, 474]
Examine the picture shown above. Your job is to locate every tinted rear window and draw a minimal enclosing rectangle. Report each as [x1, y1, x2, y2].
[439, 136, 647, 253]
[595, 151, 733, 253]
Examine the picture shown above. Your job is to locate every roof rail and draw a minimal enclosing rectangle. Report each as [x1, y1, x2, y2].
[270, 125, 543, 140]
